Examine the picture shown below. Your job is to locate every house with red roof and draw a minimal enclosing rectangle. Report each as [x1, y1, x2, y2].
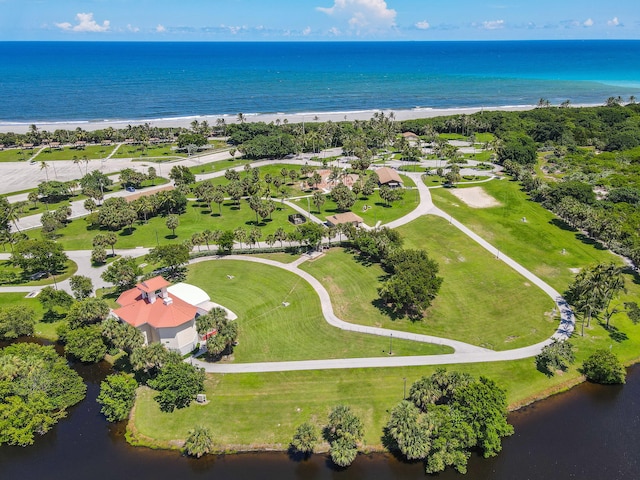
[112, 276, 206, 355]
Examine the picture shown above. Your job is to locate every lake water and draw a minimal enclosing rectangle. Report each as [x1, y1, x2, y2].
[1, 357, 638, 480]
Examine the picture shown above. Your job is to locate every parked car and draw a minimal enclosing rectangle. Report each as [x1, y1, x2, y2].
[125, 186, 136, 192]
[29, 271, 48, 280]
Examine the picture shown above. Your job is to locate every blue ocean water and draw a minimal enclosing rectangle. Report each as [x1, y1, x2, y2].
[0, 40, 639, 124]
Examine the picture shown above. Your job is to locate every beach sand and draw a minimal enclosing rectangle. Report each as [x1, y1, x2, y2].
[0, 105, 547, 134]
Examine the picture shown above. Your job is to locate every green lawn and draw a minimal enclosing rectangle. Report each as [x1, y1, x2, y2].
[186, 259, 450, 363]
[312, 189, 419, 227]
[0, 259, 77, 287]
[0, 148, 35, 162]
[36, 145, 116, 161]
[429, 179, 625, 291]
[0, 292, 59, 340]
[301, 228, 555, 351]
[112, 144, 185, 160]
[189, 158, 251, 175]
[27, 199, 306, 250]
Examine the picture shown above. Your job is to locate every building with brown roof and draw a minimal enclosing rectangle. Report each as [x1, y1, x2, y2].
[112, 276, 212, 354]
[375, 167, 404, 188]
[326, 211, 364, 228]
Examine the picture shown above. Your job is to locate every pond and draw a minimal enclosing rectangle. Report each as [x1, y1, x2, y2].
[1, 357, 638, 480]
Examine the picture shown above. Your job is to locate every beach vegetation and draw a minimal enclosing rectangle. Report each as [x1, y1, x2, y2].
[183, 425, 214, 458]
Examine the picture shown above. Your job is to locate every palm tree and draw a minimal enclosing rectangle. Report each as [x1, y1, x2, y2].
[234, 227, 247, 250]
[236, 112, 245, 124]
[274, 227, 287, 247]
[40, 161, 50, 181]
[183, 426, 213, 458]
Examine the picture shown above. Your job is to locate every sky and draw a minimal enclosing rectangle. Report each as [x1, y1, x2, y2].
[1, 0, 638, 41]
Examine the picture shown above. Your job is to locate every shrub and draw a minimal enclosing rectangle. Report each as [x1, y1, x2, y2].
[581, 349, 626, 384]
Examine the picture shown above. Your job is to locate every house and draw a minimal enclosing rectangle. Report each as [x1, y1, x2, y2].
[401, 131, 420, 143]
[375, 167, 404, 188]
[112, 276, 224, 355]
[326, 211, 364, 228]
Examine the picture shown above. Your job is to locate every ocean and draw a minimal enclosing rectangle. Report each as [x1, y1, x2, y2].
[1, 40, 639, 124]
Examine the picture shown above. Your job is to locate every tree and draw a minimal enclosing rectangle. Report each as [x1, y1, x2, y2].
[0, 306, 35, 339]
[290, 422, 318, 455]
[452, 377, 514, 458]
[496, 133, 537, 166]
[146, 244, 190, 280]
[312, 191, 325, 213]
[565, 263, 626, 335]
[11, 238, 68, 275]
[205, 309, 238, 357]
[535, 339, 575, 376]
[96, 373, 138, 422]
[129, 343, 178, 375]
[69, 275, 93, 300]
[581, 349, 626, 384]
[101, 317, 144, 353]
[325, 405, 363, 468]
[385, 400, 430, 460]
[165, 214, 180, 237]
[101, 256, 142, 292]
[91, 245, 107, 265]
[295, 222, 324, 250]
[168, 165, 196, 186]
[217, 230, 235, 254]
[378, 249, 443, 318]
[379, 185, 405, 206]
[423, 405, 476, 474]
[331, 184, 356, 211]
[65, 298, 110, 329]
[184, 425, 213, 458]
[148, 362, 205, 412]
[64, 326, 107, 363]
[38, 286, 73, 314]
[0, 343, 86, 446]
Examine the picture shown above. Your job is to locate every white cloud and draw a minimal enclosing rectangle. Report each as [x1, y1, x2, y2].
[583, 18, 594, 27]
[156, 24, 166, 33]
[415, 20, 430, 30]
[482, 19, 505, 30]
[55, 12, 110, 32]
[317, 0, 396, 30]
[328, 26, 341, 36]
[302, 26, 312, 36]
[607, 16, 620, 26]
[127, 24, 140, 33]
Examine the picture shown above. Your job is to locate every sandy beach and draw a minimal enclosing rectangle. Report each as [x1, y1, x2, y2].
[0, 105, 551, 134]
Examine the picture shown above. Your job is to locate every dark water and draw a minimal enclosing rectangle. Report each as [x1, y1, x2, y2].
[1, 358, 639, 480]
[1, 40, 640, 123]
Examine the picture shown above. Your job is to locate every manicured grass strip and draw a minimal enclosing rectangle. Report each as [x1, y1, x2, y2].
[0, 259, 77, 287]
[301, 231, 556, 351]
[35, 145, 116, 161]
[186, 260, 451, 363]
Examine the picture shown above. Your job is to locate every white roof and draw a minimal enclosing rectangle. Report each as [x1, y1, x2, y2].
[167, 283, 210, 307]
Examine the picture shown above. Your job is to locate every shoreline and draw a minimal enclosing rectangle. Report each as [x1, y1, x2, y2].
[0, 103, 602, 135]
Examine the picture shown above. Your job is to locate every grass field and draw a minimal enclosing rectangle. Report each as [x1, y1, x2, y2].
[301, 225, 556, 351]
[0, 259, 78, 287]
[27, 199, 304, 250]
[36, 145, 116, 161]
[189, 158, 251, 175]
[0, 148, 36, 163]
[0, 292, 58, 340]
[185, 259, 450, 363]
[429, 179, 626, 291]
